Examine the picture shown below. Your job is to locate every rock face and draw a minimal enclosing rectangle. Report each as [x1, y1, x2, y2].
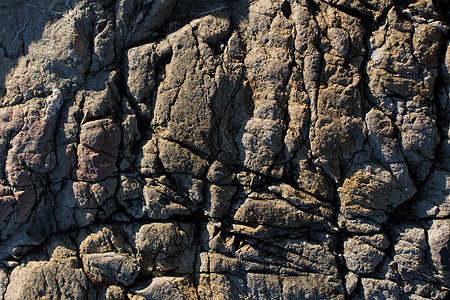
[0, 0, 449, 299]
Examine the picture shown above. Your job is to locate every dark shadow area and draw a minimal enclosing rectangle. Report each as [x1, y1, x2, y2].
[434, 0, 450, 22]
[121, 0, 249, 50]
[172, 0, 230, 20]
[0, 0, 71, 99]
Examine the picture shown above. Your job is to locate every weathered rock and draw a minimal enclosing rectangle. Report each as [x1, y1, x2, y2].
[105, 285, 127, 300]
[142, 177, 192, 220]
[205, 184, 236, 218]
[78, 226, 139, 287]
[388, 224, 447, 298]
[412, 169, 450, 218]
[281, 274, 344, 300]
[124, 43, 157, 103]
[4, 239, 88, 300]
[135, 222, 195, 275]
[157, 138, 208, 177]
[133, 276, 197, 300]
[344, 237, 385, 275]
[428, 219, 450, 286]
[76, 118, 121, 182]
[82, 252, 139, 286]
[0, 267, 8, 300]
[359, 278, 402, 300]
[116, 0, 177, 47]
[338, 165, 408, 233]
[234, 197, 317, 229]
[0, 0, 449, 298]
[366, 5, 446, 182]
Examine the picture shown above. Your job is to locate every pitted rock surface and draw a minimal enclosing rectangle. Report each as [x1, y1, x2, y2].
[0, 0, 449, 299]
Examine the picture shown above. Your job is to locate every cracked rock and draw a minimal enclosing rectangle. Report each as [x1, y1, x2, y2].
[0, 0, 449, 299]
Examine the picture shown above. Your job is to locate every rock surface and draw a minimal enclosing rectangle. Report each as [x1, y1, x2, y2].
[0, 0, 449, 299]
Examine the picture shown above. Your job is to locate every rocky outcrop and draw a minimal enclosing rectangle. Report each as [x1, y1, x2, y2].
[0, 0, 449, 299]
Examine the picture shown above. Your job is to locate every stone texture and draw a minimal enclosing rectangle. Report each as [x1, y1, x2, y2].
[133, 276, 198, 300]
[428, 219, 450, 286]
[0, 0, 449, 299]
[4, 237, 89, 300]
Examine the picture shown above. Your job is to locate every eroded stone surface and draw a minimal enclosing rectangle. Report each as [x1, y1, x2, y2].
[0, 0, 449, 299]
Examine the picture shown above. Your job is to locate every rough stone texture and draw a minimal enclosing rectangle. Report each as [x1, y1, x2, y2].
[0, 0, 449, 299]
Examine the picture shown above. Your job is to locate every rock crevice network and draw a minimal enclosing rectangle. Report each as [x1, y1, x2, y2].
[0, 0, 449, 299]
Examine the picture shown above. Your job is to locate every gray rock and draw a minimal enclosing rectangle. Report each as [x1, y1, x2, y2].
[124, 43, 157, 103]
[344, 238, 385, 275]
[412, 169, 450, 218]
[428, 219, 450, 286]
[5, 238, 88, 300]
[135, 222, 195, 275]
[82, 252, 139, 286]
[0, 0, 448, 298]
[133, 276, 197, 300]
[359, 278, 402, 300]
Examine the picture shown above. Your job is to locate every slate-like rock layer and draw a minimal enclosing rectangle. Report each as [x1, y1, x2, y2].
[0, 0, 449, 299]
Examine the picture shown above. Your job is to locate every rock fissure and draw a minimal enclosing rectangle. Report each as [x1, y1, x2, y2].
[0, 0, 449, 299]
